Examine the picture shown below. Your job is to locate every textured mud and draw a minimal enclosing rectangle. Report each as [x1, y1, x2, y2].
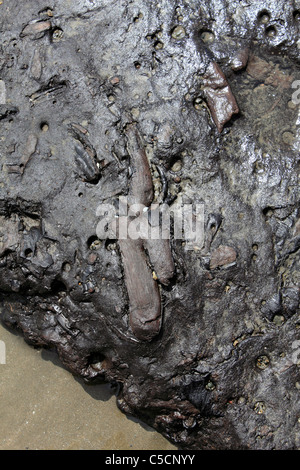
[0, 0, 299, 450]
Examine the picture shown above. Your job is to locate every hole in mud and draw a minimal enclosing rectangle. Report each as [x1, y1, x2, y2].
[88, 351, 106, 368]
[263, 207, 274, 217]
[51, 279, 67, 293]
[51, 28, 64, 41]
[40, 121, 49, 132]
[134, 61, 141, 69]
[24, 248, 33, 258]
[62, 261, 71, 273]
[87, 235, 101, 250]
[170, 156, 182, 172]
[265, 25, 277, 38]
[38, 6, 53, 16]
[107, 94, 115, 103]
[293, 10, 300, 21]
[258, 10, 270, 24]
[154, 40, 164, 49]
[193, 96, 204, 110]
[105, 239, 117, 251]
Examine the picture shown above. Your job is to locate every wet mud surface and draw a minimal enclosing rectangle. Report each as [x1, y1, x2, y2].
[0, 0, 299, 449]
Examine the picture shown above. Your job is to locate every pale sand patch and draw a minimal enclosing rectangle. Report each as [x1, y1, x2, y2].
[0, 322, 176, 450]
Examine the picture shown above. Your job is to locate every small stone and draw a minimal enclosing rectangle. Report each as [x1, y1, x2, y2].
[288, 100, 296, 109]
[62, 262, 71, 272]
[155, 41, 164, 49]
[201, 31, 215, 44]
[110, 76, 120, 85]
[131, 107, 140, 119]
[183, 417, 196, 429]
[266, 26, 277, 38]
[254, 401, 265, 414]
[258, 12, 270, 24]
[273, 315, 285, 325]
[210, 245, 237, 269]
[256, 355, 270, 370]
[21, 20, 51, 38]
[205, 380, 215, 391]
[90, 239, 101, 250]
[171, 160, 182, 172]
[171, 26, 186, 40]
[52, 28, 64, 40]
[282, 131, 294, 145]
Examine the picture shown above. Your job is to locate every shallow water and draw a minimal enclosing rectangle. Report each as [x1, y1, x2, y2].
[0, 322, 176, 450]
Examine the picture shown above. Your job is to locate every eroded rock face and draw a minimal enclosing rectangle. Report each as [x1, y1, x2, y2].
[0, 0, 299, 449]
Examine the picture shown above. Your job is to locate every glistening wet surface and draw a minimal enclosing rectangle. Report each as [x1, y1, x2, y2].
[0, 322, 176, 450]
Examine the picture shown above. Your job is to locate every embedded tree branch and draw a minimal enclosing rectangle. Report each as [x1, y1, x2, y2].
[125, 123, 154, 207]
[115, 124, 175, 341]
[118, 237, 162, 342]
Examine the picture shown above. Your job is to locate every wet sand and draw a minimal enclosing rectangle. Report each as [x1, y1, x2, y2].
[0, 322, 176, 450]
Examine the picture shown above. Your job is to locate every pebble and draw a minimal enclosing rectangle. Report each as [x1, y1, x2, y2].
[201, 31, 215, 44]
[52, 28, 64, 41]
[110, 76, 120, 86]
[273, 314, 285, 325]
[254, 401, 265, 414]
[171, 160, 182, 172]
[21, 20, 51, 38]
[210, 245, 237, 270]
[282, 131, 294, 145]
[205, 380, 215, 391]
[155, 41, 164, 49]
[258, 12, 270, 24]
[171, 26, 186, 40]
[256, 355, 270, 370]
[90, 239, 101, 250]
